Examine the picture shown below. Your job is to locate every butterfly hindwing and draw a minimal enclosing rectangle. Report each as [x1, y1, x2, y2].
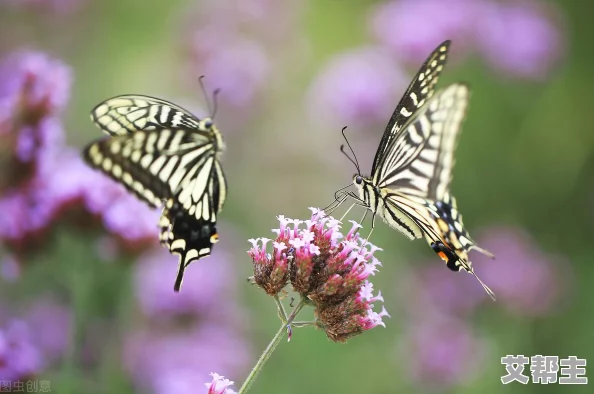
[83, 95, 227, 291]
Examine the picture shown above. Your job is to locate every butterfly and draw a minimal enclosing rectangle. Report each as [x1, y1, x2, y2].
[334, 40, 496, 300]
[82, 93, 227, 292]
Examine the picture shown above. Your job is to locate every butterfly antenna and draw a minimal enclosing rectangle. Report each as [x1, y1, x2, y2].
[198, 75, 214, 117]
[340, 126, 361, 175]
[471, 270, 496, 301]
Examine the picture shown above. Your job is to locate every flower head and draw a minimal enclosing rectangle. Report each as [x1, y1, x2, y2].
[248, 208, 389, 342]
[205, 373, 237, 394]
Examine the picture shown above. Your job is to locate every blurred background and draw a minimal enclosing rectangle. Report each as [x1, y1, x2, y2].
[0, 0, 592, 393]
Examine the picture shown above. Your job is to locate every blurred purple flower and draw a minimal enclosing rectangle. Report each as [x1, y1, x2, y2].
[15, 117, 65, 165]
[0, 51, 71, 191]
[99, 192, 159, 243]
[398, 263, 486, 318]
[475, 1, 563, 79]
[369, 0, 478, 64]
[191, 28, 269, 108]
[0, 320, 44, 381]
[23, 298, 71, 361]
[307, 47, 407, 128]
[0, 151, 90, 244]
[133, 243, 236, 320]
[124, 324, 250, 394]
[472, 226, 562, 316]
[0, 50, 72, 127]
[400, 314, 488, 388]
[0, 189, 55, 242]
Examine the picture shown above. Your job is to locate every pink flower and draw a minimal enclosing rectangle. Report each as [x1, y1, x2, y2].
[205, 373, 237, 394]
[249, 208, 389, 342]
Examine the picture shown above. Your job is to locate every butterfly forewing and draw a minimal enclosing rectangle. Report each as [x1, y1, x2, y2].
[372, 40, 451, 175]
[83, 95, 227, 292]
[90, 95, 203, 136]
[376, 83, 469, 201]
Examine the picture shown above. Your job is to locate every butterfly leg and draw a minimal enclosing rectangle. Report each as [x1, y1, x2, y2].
[339, 203, 356, 223]
[322, 190, 349, 217]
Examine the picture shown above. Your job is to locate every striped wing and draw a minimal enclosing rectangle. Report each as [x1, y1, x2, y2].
[374, 83, 468, 201]
[83, 95, 227, 292]
[382, 191, 495, 299]
[371, 40, 451, 176]
[90, 94, 203, 136]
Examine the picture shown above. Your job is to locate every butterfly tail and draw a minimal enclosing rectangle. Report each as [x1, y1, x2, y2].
[174, 258, 186, 292]
[470, 244, 495, 259]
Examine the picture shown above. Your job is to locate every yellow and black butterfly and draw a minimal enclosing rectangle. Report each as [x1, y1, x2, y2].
[335, 40, 496, 299]
[83, 94, 227, 292]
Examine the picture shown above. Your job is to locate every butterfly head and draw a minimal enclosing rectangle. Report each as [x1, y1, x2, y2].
[200, 118, 214, 130]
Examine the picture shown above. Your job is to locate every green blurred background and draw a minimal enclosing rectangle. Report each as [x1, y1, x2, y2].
[1, 0, 594, 393]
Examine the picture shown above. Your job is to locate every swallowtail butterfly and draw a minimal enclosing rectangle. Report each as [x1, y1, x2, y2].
[83, 94, 227, 292]
[337, 41, 496, 299]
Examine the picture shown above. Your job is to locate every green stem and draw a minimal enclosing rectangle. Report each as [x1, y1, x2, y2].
[238, 298, 307, 394]
[273, 294, 288, 322]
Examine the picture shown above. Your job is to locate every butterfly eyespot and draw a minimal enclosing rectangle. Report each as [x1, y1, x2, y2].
[210, 233, 220, 243]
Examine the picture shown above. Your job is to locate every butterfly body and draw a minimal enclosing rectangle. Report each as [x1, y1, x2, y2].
[83, 95, 227, 291]
[346, 41, 495, 299]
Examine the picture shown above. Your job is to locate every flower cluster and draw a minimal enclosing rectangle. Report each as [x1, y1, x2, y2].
[248, 208, 389, 342]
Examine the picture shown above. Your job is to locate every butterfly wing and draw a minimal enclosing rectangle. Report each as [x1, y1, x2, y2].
[90, 94, 204, 136]
[83, 95, 227, 291]
[374, 83, 469, 200]
[160, 152, 227, 291]
[371, 40, 451, 177]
